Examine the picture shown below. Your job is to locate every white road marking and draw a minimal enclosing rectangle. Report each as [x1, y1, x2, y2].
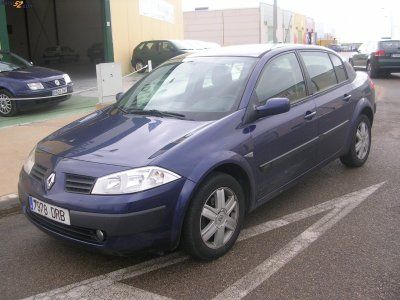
[25, 182, 384, 300]
[214, 182, 385, 300]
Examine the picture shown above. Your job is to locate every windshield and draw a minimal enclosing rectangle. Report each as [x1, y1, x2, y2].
[0, 52, 31, 72]
[117, 56, 256, 121]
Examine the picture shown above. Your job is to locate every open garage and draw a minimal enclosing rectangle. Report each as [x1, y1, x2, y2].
[3, 0, 112, 81]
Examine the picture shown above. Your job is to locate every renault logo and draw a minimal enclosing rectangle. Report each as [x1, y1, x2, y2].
[46, 173, 56, 190]
[54, 79, 60, 86]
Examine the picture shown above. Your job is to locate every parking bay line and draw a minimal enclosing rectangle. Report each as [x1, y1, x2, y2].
[25, 182, 385, 300]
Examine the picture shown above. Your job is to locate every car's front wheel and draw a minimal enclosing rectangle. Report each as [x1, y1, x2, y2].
[0, 89, 17, 117]
[134, 60, 146, 73]
[340, 115, 371, 167]
[183, 172, 245, 260]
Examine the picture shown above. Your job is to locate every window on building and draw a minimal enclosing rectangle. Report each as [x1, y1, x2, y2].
[255, 52, 306, 103]
[300, 51, 337, 92]
[329, 54, 347, 83]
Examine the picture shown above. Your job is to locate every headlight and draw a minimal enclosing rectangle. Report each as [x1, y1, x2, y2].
[91, 166, 181, 195]
[63, 74, 72, 84]
[27, 82, 44, 90]
[23, 146, 36, 174]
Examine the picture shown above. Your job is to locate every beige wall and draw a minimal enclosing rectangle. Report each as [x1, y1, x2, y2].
[110, 0, 184, 74]
[184, 8, 260, 46]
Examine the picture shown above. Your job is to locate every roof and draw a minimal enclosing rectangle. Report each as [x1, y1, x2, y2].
[186, 43, 330, 58]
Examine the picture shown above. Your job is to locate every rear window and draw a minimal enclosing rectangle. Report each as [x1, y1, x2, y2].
[380, 40, 400, 50]
[329, 54, 347, 83]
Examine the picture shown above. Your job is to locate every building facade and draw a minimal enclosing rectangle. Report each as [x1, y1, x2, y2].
[0, 0, 183, 74]
[184, 4, 315, 46]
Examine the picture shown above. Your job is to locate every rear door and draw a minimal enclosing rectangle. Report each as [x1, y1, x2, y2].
[250, 52, 318, 199]
[299, 51, 352, 162]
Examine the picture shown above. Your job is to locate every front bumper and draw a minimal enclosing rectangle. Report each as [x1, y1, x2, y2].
[18, 165, 193, 255]
[15, 84, 73, 110]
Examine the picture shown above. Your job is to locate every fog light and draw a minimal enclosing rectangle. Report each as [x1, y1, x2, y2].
[96, 229, 105, 241]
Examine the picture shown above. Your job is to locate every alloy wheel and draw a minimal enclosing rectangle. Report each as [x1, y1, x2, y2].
[0, 94, 12, 115]
[355, 121, 370, 160]
[200, 187, 239, 249]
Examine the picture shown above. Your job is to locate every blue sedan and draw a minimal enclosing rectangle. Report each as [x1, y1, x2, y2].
[18, 44, 375, 260]
[0, 51, 73, 116]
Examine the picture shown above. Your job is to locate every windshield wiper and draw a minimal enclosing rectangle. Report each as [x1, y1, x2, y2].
[124, 109, 186, 119]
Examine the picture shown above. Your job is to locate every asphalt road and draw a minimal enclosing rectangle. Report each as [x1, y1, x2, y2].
[1, 73, 399, 300]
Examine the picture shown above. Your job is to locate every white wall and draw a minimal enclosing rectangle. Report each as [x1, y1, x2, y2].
[184, 8, 260, 46]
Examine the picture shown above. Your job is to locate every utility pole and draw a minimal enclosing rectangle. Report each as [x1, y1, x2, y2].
[273, 0, 278, 43]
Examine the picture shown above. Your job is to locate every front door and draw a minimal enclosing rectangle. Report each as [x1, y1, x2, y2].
[250, 52, 318, 199]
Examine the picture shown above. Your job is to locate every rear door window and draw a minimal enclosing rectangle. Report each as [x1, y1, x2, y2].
[329, 54, 347, 83]
[255, 52, 307, 104]
[300, 51, 338, 93]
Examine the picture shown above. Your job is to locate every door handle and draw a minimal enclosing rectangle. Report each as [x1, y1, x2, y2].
[304, 111, 317, 120]
[343, 94, 352, 102]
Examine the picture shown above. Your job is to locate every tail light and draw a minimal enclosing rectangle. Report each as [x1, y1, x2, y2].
[374, 50, 385, 57]
[368, 78, 375, 90]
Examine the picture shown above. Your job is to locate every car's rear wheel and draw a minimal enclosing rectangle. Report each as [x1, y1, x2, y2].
[182, 172, 245, 260]
[367, 61, 378, 78]
[134, 60, 146, 73]
[340, 114, 371, 167]
[0, 89, 17, 117]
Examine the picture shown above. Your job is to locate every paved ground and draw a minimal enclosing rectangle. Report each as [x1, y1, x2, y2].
[0, 73, 399, 299]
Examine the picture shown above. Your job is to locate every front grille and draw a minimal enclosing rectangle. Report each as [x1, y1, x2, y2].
[65, 174, 96, 194]
[31, 164, 47, 182]
[27, 209, 103, 244]
[42, 78, 66, 89]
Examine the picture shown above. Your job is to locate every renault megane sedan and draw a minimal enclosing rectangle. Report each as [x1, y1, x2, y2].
[19, 44, 375, 260]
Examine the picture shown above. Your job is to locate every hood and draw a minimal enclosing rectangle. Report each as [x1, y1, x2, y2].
[0, 66, 64, 81]
[38, 107, 211, 168]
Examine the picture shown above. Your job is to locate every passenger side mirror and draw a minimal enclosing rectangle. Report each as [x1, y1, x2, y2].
[115, 92, 124, 102]
[256, 98, 290, 118]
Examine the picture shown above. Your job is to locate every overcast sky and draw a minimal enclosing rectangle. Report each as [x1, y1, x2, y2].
[182, 0, 400, 42]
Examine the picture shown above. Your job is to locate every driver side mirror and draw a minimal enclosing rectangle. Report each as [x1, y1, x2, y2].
[115, 92, 124, 102]
[256, 97, 290, 118]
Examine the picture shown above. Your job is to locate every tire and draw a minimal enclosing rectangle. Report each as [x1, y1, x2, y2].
[134, 59, 146, 73]
[367, 61, 378, 78]
[340, 115, 371, 167]
[182, 172, 245, 260]
[0, 89, 18, 117]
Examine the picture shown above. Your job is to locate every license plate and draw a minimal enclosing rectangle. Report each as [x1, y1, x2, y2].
[392, 54, 400, 58]
[29, 196, 70, 225]
[52, 87, 68, 96]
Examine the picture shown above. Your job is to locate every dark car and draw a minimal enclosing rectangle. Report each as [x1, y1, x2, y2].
[19, 44, 375, 260]
[0, 51, 73, 116]
[87, 43, 104, 63]
[131, 39, 220, 72]
[349, 39, 400, 78]
[43, 46, 80, 64]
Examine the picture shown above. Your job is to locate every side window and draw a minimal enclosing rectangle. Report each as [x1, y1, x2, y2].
[144, 42, 154, 51]
[329, 54, 347, 83]
[162, 42, 175, 52]
[255, 52, 306, 103]
[300, 51, 337, 93]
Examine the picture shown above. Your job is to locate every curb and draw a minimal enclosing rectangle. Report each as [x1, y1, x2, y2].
[0, 193, 20, 216]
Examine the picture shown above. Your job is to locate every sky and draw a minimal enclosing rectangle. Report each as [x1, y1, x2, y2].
[182, 0, 400, 42]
